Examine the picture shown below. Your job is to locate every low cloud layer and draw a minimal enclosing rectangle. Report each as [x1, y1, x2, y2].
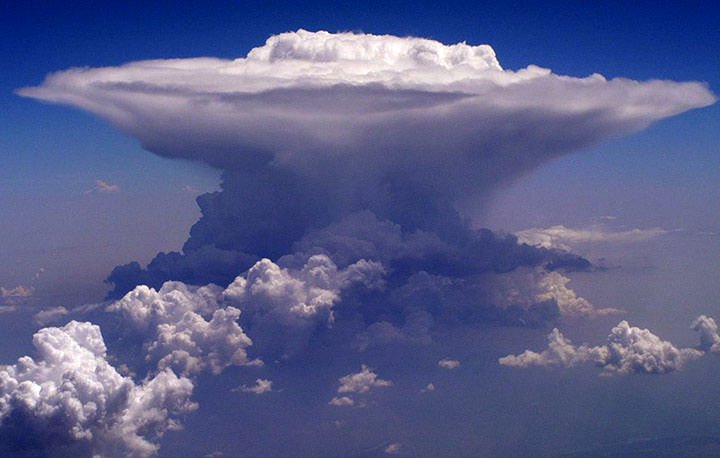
[499, 319, 712, 375]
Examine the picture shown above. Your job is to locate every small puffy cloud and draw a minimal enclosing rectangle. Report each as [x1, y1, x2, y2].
[95, 179, 120, 193]
[516, 225, 668, 251]
[33, 306, 69, 326]
[385, 443, 403, 454]
[438, 358, 461, 369]
[232, 379, 273, 395]
[421, 383, 436, 392]
[0, 321, 196, 457]
[337, 365, 393, 394]
[329, 396, 354, 407]
[500, 320, 707, 375]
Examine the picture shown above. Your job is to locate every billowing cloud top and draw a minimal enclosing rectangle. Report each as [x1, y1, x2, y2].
[19, 29, 715, 186]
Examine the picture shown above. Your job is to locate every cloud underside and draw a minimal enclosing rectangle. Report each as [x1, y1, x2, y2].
[12, 30, 718, 455]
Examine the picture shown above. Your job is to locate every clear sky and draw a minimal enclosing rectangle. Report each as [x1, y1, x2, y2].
[1, 1, 720, 457]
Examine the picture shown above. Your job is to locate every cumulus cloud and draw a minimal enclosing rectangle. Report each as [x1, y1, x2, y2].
[692, 315, 720, 353]
[516, 225, 669, 251]
[329, 396, 354, 407]
[385, 443, 403, 454]
[499, 319, 708, 375]
[0, 321, 196, 457]
[224, 254, 384, 322]
[232, 378, 273, 395]
[330, 365, 392, 407]
[107, 281, 258, 376]
[438, 358, 461, 369]
[337, 365, 393, 394]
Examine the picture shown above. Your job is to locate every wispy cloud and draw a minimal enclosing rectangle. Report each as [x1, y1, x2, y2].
[516, 224, 669, 251]
[0, 285, 33, 305]
[232, 379, 273, 395]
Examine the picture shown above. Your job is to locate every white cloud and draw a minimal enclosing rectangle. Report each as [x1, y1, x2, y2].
[33, 306, 69, 326]
[385, 443, 403, 454]
[0, 321, 196, 457]
[95, 179, 120, 193]
[224, 254, 385, 323]
[337, 365, 393, 394]
[516, 225, 668, 251]
[438, 358, 461, 369]
[329, 396, 354, 407]
[107, 281, 258, 375]
[500, 320, 706, 375]
[330, 365, 392, 407]
[421, 383, 436, 392]
[232, 378, 273, 395]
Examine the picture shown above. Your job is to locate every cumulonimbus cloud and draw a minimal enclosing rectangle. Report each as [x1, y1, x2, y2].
[19, 29, 715, 178]
[19, 30, 714, 241]
[13, 30, 717, 453]
[19, 30, 711, 310]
